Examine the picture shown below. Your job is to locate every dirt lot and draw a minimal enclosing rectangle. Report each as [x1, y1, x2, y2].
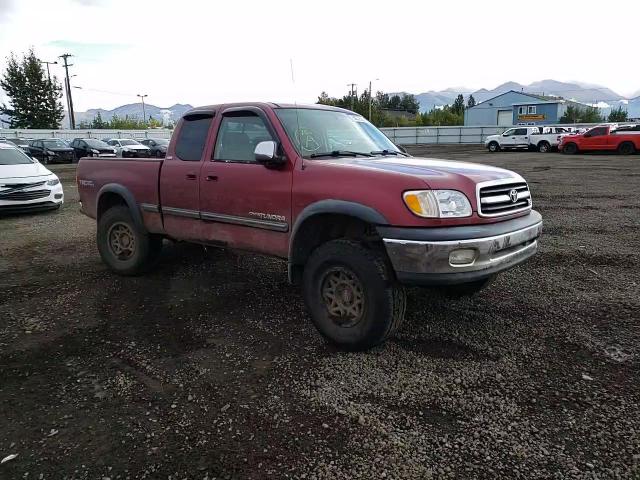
[1, 147, 639, 479]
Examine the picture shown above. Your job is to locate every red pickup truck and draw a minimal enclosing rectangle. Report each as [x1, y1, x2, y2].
[559, 124, 640, 155]
[77, 102, 542, 350]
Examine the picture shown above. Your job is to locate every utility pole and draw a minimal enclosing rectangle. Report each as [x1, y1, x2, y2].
[137, 94, 148, 124]
[38, 60, 57, 82]
[59, 54, 75, 129]
[347, 83, 357, 111]
[368, 78, 379, 121]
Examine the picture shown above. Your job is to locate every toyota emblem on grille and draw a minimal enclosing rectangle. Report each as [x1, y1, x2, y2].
[509, 189, 519, 203]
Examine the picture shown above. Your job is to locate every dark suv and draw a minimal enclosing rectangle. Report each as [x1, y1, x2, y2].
[70, 138, 117, 159]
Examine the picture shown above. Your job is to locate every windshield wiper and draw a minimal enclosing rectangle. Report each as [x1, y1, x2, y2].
[309, 150, 374, 158]
[370, 149, 410, 157]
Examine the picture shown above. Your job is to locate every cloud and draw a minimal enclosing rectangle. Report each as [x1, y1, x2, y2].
[0, 0, 16, 21]
[46, 40, 129, 62]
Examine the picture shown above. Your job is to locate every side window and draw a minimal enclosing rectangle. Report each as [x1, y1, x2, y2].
[213, 112, 275, 163]
[514, 128, 528, 135]
[175, 114, 213, 161]
[503, 129, 514, 136]
[589, 127, 606, 137]
[527, 106, 537, 114]
[518, 106, 526, 115]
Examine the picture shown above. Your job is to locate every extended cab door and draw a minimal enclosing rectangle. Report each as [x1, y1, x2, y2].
[159, 112, 214, 241]
[198, 107, 292, 257]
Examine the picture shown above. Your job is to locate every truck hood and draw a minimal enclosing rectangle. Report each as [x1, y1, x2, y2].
[321, 155, 523, 189]
[0, 161, 55, 180]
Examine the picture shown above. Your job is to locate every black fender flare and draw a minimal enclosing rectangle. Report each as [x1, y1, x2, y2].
[288, 199, 388, 270]
[97, 183, 145, 231]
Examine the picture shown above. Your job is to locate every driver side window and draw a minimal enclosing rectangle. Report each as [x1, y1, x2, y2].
[213, 113, 274, 163]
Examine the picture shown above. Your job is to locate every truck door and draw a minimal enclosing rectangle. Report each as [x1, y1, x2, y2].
[581, 126, 608, 151]
[500, 128, 516, 148]
[159, 112, 214, 240]
[198, 107, 292, 257]
[512, 128, 530, 148]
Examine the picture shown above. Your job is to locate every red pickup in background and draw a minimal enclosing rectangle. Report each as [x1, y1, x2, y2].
[560, 124, 640, 155]
[77, 102, 542, 350]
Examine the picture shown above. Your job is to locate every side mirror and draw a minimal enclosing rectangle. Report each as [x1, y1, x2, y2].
[254, 140, 285, 167]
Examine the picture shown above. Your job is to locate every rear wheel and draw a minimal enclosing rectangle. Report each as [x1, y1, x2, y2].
[618, 142, 635, 155]
[488, 141, 500, 152]
[302, 239, 406, 350]
[563, 142, 578, 154]
[97, 206, 162, 276]
[538, 141, 551, 153]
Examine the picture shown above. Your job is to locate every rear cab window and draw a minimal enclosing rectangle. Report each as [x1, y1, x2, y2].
[174, 114, 214, 161]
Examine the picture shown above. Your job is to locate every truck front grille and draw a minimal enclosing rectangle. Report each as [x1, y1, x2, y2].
[478, 181, 531, 217]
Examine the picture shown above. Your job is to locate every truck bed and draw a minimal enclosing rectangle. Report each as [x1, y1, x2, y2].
[77, 157, 163, 220]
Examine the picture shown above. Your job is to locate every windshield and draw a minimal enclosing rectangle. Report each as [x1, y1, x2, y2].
[84, 139, 109, 148]
[43, 139, 69, 148]
[7, 138, 30, 146]
[0, 147, 35, 165]
[275, 108, 401, 158]
[120, 139, 141, 146]
[153, 139, 169, 145]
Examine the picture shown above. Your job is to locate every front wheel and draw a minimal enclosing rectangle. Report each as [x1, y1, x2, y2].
[97, 206, 162, 276]
[562, 142, 578, 154]
[302, 240, 406, 351]
[488, 141, 500, 152]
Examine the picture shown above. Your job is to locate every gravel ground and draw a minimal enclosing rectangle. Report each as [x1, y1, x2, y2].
[0, 147, 639, 479]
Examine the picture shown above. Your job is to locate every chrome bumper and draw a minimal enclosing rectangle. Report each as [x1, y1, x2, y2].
[382, 219, 542, 285]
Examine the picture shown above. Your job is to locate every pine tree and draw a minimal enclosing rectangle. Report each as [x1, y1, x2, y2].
[451, 94, 465, 115]
[467, 95, 476, 108]
[0, 48, 64, 128]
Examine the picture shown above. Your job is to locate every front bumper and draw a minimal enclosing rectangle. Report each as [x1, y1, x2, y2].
[0, 182, 64, 215]
[379, 211, 542, 286]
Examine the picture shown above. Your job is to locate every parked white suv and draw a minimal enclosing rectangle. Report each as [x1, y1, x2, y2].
[0, 143, 64, 214]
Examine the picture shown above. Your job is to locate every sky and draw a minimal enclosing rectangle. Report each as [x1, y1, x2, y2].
[0, 0, 638, 112]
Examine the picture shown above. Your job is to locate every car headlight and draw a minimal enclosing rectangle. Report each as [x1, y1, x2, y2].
[46, 176, 60, 186]
[45, 150, 55, 155]
[403, 190, 472, 218]
[90, 149, 99, 154]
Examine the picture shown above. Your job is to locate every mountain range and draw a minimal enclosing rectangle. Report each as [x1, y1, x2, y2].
[409, 79, 639, 117]
[73, 103, 193, 126]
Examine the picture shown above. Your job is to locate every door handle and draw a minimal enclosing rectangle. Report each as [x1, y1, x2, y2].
[205, 175, 218, 182]
[186, 173, 197, 180]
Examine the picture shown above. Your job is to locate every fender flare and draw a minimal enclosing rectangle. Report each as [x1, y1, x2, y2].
[288, 199, 388, 261]
[97, 183, 145, 231]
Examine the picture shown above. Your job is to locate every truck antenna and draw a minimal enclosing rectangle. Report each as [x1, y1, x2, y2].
[290, 58, 305, 170]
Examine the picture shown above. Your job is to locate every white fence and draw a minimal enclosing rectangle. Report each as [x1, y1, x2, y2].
[1, 123, 619, 146]
[380, 123, 612, 145]
[0, 129, 173, 141]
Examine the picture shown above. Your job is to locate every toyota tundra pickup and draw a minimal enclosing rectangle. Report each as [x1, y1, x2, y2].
[77, 102, 542, 350]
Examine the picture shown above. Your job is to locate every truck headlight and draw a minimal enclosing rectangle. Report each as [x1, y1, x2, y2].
[403, 190, 472, 218]
[46, 176, 60, 186]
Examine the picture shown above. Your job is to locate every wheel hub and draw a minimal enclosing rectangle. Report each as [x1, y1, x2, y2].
[320, 267, 365, 327]
[107, 222, 136, 260]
